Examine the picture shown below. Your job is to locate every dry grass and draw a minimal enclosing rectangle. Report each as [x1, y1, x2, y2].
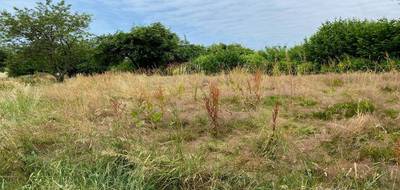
[0, 71, 400, 189]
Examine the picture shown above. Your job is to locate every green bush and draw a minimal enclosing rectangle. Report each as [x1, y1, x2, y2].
[288, 45, 307, 63]
[0, 49, 7, 72]
[174, 41, 206, 63]
[258, 46, 300, 75]
[260, 46, 287, 62]
[296, 62, 315, 74]
[241, 53, 270, 73]
[304, 19, 400, 69]
[192, 44, 253, 74]
[6, 47, 45, 77]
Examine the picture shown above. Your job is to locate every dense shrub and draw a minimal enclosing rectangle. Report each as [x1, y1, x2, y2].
[0, 49, 7, 72]
[0, 0, 92, 82]
[304, 19, 400, 70]
[6, 41, 96, 78]
[174, 41, 206, 63]
[192, 44, 253, 74]
[96, 23, 180, 71]
[260, 46, 287, 63]
[241, 53, 270, 72]
[296, 62, 315, 75]
[288, 45, 307, 63]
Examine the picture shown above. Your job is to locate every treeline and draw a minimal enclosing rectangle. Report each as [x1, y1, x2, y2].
[0, 0, 399, 82]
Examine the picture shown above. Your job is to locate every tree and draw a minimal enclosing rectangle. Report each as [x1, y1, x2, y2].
[97, 23, 180, 70]
[0, 0, 91, 82]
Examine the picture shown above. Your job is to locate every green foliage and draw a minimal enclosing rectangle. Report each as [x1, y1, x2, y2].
[174, 40, 206, 63]
[241, 53, 270, 72]
[192, 43, 253, 74]
[288, 45, 307, 63]
[360, 145, 395, 162]
[0, 49, 6, 72]
[296, 62, 315, 75]
[313, 100, 375, 120]
[260, 46, 288, 63]
[258, 46, 300, 74]
[0, 0, 92, 82]
[304, 19, 400, 70]
[6, 47, 42, 77]
[96, 23, 180, 71]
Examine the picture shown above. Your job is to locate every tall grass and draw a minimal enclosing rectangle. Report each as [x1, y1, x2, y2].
[1, 71, 400, 189]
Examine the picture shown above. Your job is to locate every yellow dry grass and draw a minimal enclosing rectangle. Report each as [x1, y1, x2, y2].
[1, 70, 400, 189]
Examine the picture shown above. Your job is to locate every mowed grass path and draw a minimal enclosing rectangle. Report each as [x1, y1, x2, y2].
[1, 71, 400, 189]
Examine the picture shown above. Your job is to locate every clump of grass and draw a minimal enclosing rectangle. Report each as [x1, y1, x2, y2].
[0, 82, 15, 91]
[256, 101, 284, 160]
[204, 82, 220, 135]
[325, 78, 344, 88]
[381, 85, 399, 93]
[297, 97, 318, 107]
[313, 100, 375, 120]
[383, 108, 399, 119]
[360, 145, 395, 162]
[263, 96, 285, 107]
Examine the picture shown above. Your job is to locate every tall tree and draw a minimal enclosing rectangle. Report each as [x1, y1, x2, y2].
[97, 23, 180, 70]
[0, 0, 91, 82]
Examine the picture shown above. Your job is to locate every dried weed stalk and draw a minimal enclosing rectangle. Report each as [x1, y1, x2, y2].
[204, 82, 220, 134]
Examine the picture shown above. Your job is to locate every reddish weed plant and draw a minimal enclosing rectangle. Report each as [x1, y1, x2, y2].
[204, 82, 221, 134]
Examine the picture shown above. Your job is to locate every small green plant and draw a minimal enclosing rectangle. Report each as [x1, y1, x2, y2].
[131, 101, 164, 128]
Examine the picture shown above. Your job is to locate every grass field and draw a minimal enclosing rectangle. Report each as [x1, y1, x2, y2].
[1, 71, 400, 189]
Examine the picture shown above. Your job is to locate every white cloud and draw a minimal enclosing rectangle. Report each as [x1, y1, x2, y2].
[1, 0, 399, 49]
[90, 0, 400, 48]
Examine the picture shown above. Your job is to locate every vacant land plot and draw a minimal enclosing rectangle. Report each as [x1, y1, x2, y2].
[1, 71, 400, 189]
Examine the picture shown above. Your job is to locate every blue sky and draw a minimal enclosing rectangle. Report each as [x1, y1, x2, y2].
[1, 0, 399, 49]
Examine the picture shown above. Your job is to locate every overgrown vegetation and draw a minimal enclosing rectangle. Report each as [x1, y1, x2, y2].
[0, 0, 92, 82]
[0, 71, 399, 189]
[0, 49, 6, 72]
[0, 1, 399, 188]
[1, 1, 399, 80]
